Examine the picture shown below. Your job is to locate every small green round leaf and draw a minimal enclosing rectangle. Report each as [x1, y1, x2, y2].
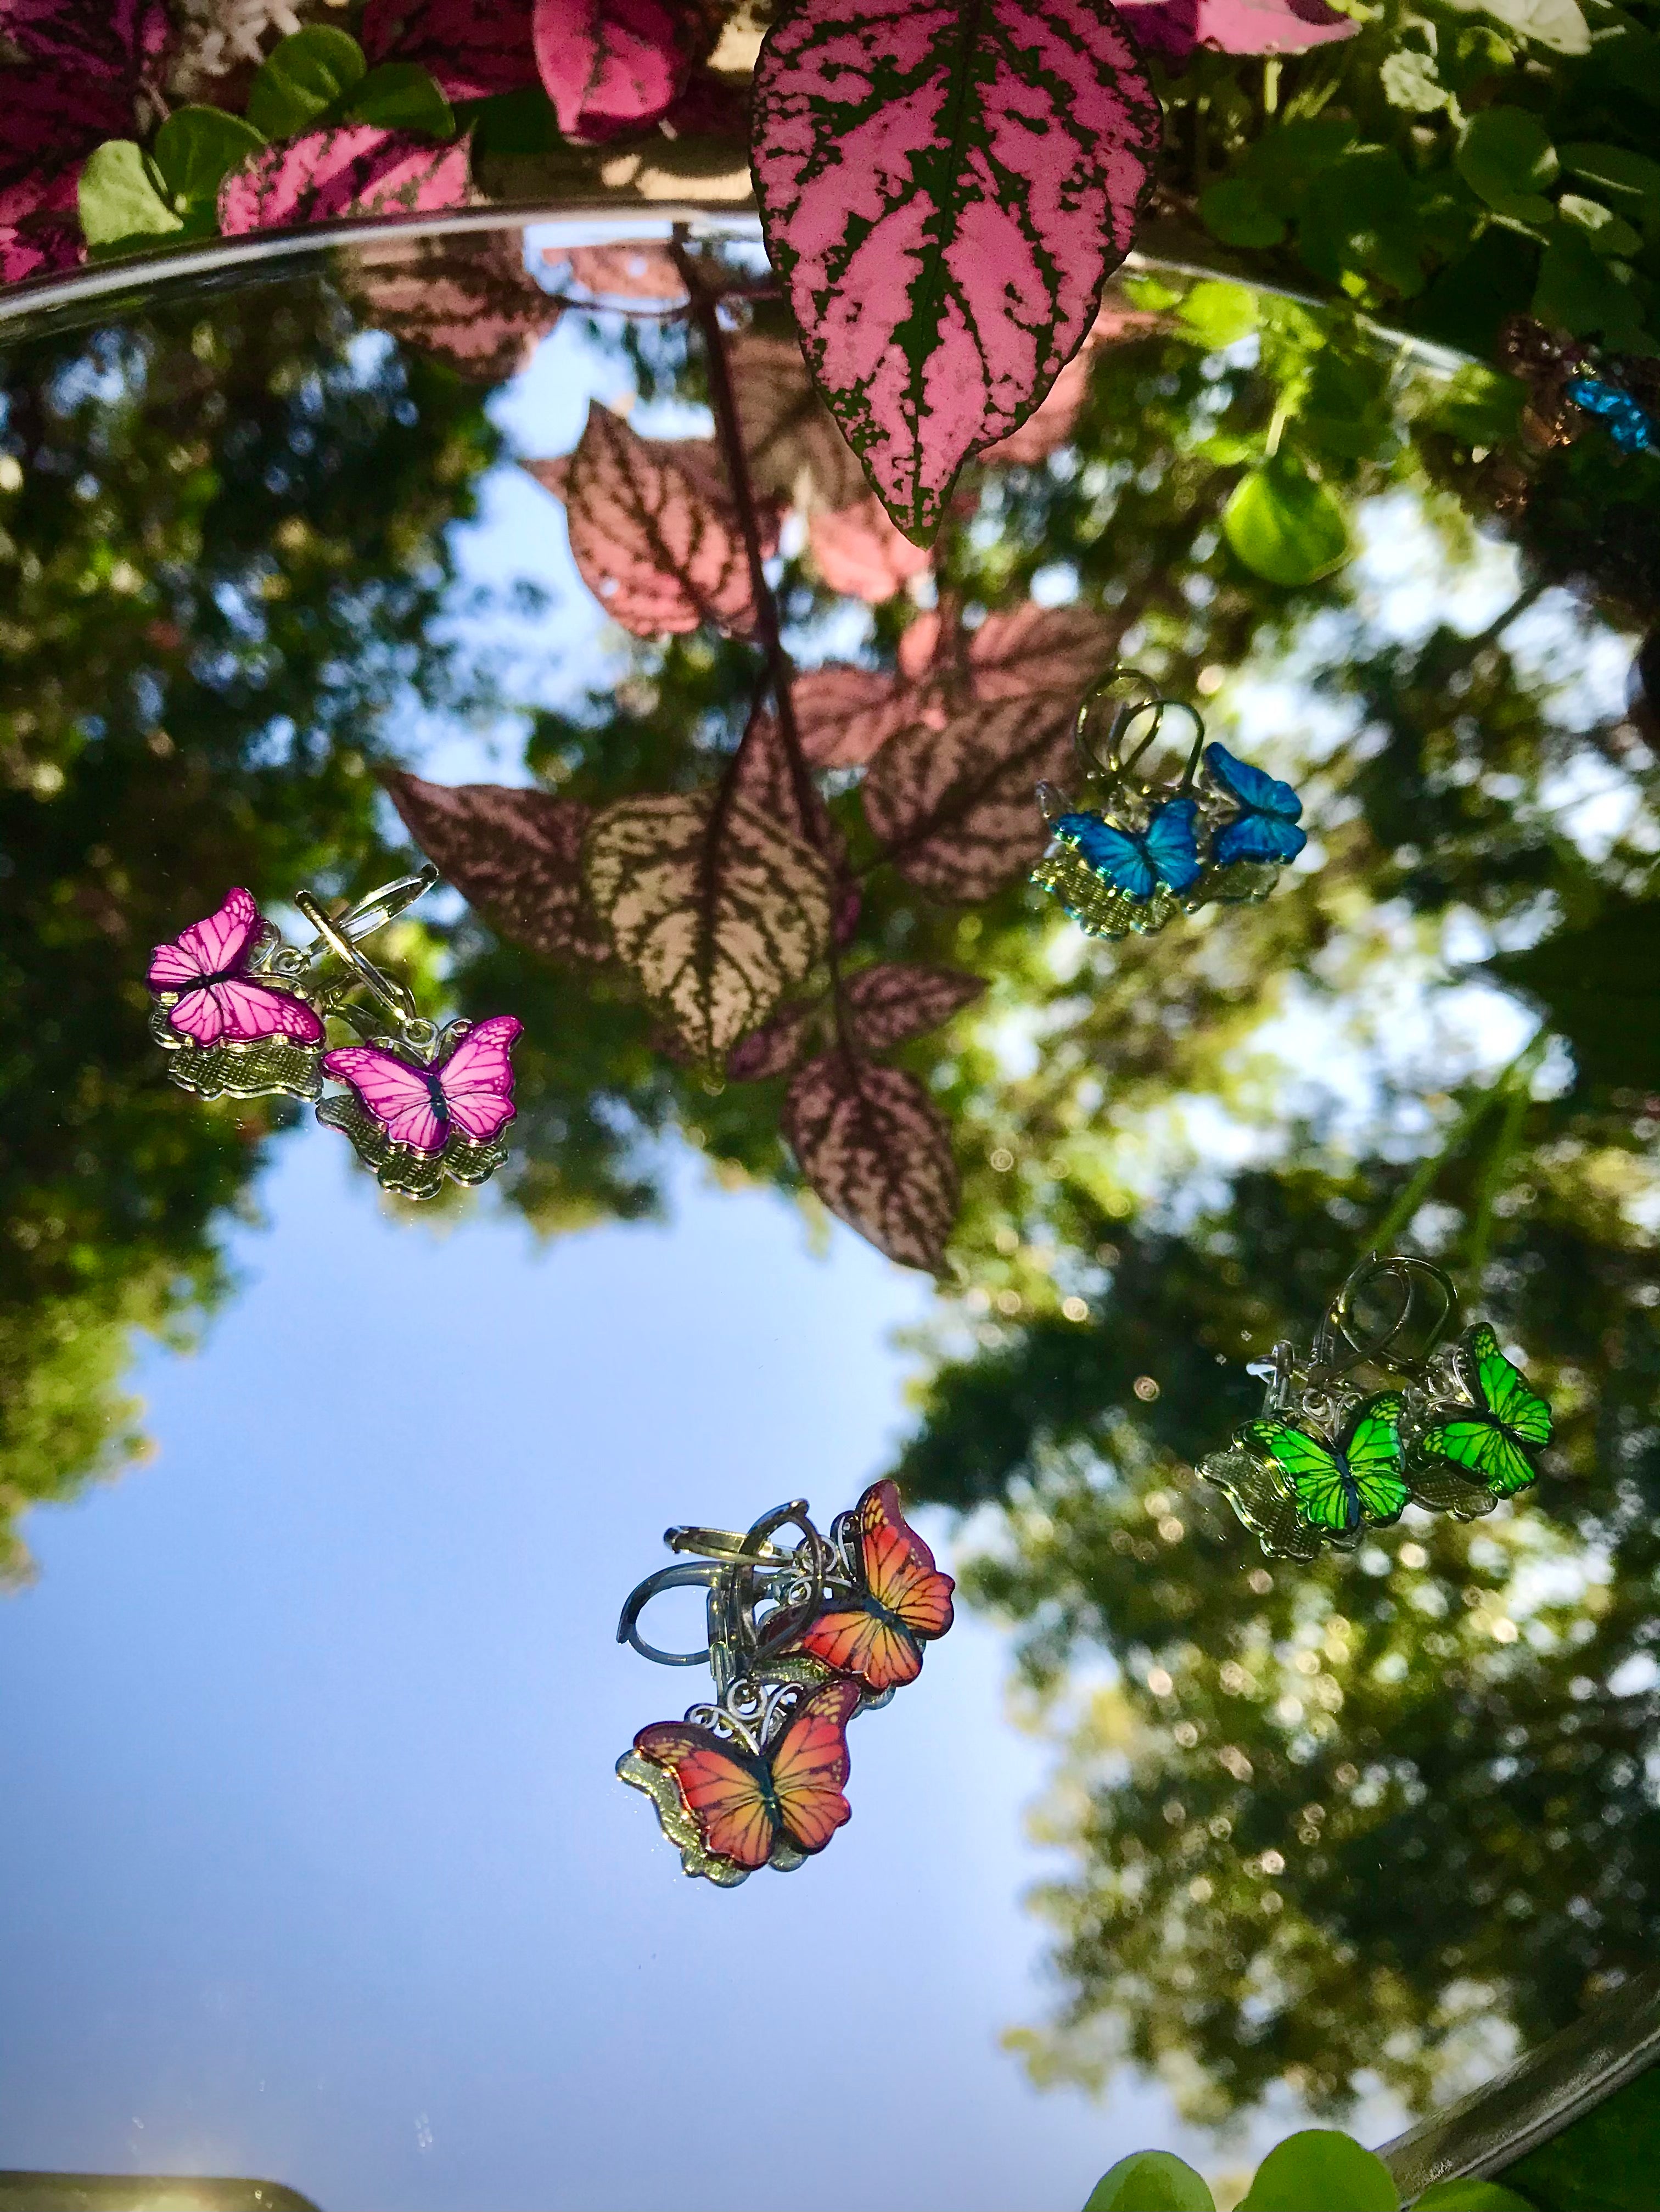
[1083, 2149, 1216, 2211]
[1200, 178, 1287, 249]
[345, 61, 457, 138]
[1240, 2131, 1398, 2212]
[1413, 2179, 1537, 2209]
[1223, 460, 1349, 587]
[1177, 280, 1259, 350]
[77, 139, 183, 248]
[152, 106, 267, 211]
[246, 25, 367, 139]
[1456, 108, 1559, 211]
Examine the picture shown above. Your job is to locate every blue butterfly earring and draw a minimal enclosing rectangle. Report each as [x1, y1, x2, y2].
[1033, 673, 1309, 939]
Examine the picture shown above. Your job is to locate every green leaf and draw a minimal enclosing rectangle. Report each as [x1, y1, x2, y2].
[1381, 48, 1449, 111]
[1444, 0, 1590, 52]
[1224, 457, 1349, 587]
[246, 26, 367, 139]
[1421, 363, 1525, 447]
[1246, 117, 1359, 218]
[1296, 148, 1427, 296]
[1200, 177, 1287, 248]
[1448, 22, 1515, 86]
[344, 61, 456, 139]
[1083, 2151, 1215, 2211]
[1558, 141, 1660, 203]
[1177, 280, 1259, 349]
[1533, 226, 1650, 345]
[151, 106, 267, 214]
[1239, 2130, 1398, 2211]
[1456, 108, 1558, 219]
[1414, 2180, 1538, 2210]
[76, 139, 184, 249]
[1557, 192, 1642, 257]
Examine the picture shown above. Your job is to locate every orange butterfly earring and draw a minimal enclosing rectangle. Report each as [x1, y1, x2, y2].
[615, 1483, 955, 1886]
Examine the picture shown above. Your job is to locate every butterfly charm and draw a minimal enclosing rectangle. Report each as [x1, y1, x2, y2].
[1566, 372, 1656, 455]
[1057, 799, 1203, 901]
[1242, 1393, 1409, 1542]
[1413, 1325, 1552, 1500]
[765, 1479, 955, 1695]
[1203, 743, 1308, 868]
[147, 888, 326, 1101]
[625, 1678, 859, 1885]
[318, 1014, 522, 1199]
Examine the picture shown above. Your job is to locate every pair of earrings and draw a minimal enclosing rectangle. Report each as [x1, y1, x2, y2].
[615, 1480, 955, 1886]
[1198, 1253, 1555, 1562]
[147, 876, 522, 1200]
[1032, 671, 1308, 941]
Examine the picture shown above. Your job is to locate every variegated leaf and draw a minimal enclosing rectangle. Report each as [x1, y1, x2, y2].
[842, 961, 986, 1051]
[1118, 0, 1356, 60]
[730, 331, 868, 512]
[353, 233, 561, 382]
[728, 1001, 817, 1080]
[784, 1049, 959, 1269]
[729, 703, 836, 855]
[751, 0, 1161, 541]
[217, 125, 470, 234]
[385, 772, 609, 960]
[530, 405, 758, 637]
[362, 0, 540, 96]
[861, 691, 1074, 899]
[562, 242, 687, 299]
[532, 0, 697, 139]
[978, 292, 1167, 460]
[2, 0, 171, 80]
[584, 791, 834, 1063]
[808, 495, 932, 602]
[793, 663, 918, 767]
[958, 601, 1114, 700]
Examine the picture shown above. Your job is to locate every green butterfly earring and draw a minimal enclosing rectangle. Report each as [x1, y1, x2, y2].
[1199, 1253, 1554, 1561]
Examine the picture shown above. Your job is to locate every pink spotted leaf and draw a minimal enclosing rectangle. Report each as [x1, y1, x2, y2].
[1, 0, 171, 80]
[808, 495, 932, 603]
[793, 663, 919, 768]
[354, 232, 561, 382]
[728, 703, 837, 857]
[561, 242, 687, 300]
[784, 1049, 959, 1269]
[728, 1001, 818, 1080]
[532, 0, 698, 139]
[861, 691, 1076, 900]
[217, 125, 471, 234]
[751, 0, 1162, 543]
[1118, 0, 1355, 59]
[362, 0, 540, 97]
[385, 772, 609, 961]
[842, 961, 987, 1052]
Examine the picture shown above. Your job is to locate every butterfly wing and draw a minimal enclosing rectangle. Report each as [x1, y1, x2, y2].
[1214, 810, 1309, 866]
[1418, 1415, 1537, 1499]
[1059, 813, 1158, 901]
[147, 887, 262, 993]
[1343, 1392, 1409, 1523]
[1245, 1418, 1355, 1533]
[767, 1679, 857, 1856]
[796, 1605, 923, 1692]
[322, 1045, 446, 1151]
[632, 1720, 777, 1870]
[858, 1480, 956, 1640]
[170, 977, 324, 1048]
[1204, 743, 1303, 823]
[1465, 1325, 1553, 1447]
[1142, 798, 1204, 893]
[434, 1014, 522, 1145]
[1205, 743, 1309, 866]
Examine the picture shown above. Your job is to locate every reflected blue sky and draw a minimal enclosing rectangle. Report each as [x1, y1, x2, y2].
[0, 1125, 1214, 2210]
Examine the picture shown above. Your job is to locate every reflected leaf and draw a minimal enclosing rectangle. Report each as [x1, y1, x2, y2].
[841, 961, 986, 1052]
[385, 773, 609, 961]
[807, 494, 932, 602]
[783, 1049, 958, 1268]
[563, 241, 686, 299]
[1224, 457, 1350, 586]
[978, 297, 1167, 464]
[1491, 894, 1660, 1092]
[729, 703, 837, 856]
[862, 694, 1076, 900]
[727, 1002, 816, 1080]
[352, 231, 561, 382]
[529, 404, 760, 637]
[584, 791, 833, 1064]
[731, 331, 868, 513]
[793, 663, 917, 768]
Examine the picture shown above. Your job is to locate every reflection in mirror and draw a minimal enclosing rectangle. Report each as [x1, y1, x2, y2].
[4, 222, 1660, 2174]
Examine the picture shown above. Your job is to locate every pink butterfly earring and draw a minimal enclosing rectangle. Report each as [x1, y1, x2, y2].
[301, 887, 522, 1203]
[145, 868, 439, 1104]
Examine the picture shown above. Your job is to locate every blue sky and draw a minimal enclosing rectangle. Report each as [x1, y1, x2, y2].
[0, 1125, 1215, 2211]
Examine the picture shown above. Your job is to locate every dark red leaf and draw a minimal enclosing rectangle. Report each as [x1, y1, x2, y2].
[353, 232, 561, 381]
[561, 241, 687, 299]
[1, 204, 82, 283]
[532, 0, 696, 138]
[751, 0, 1161, 540]
[727, 1001, 817, 1080]
[218, 125, 471, 234]
[584, 790, 833, 1063]
[1, 0, 171, 80]
[861, 693, 1074, 900]
[793, 663, 918, 768]
[362, 0, 539, 97]
[0, 71, 131, 215]
[530, 404, 759, 637]
[841, 961, 986, 1052]
[808, 495, 932, 603]
[783, 1049, 958, 1269]
[730, 331, 868, 513]
[385, 772, 609, 961]
[728, 703, 835, 856]
[961, 601, 1115, 701]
